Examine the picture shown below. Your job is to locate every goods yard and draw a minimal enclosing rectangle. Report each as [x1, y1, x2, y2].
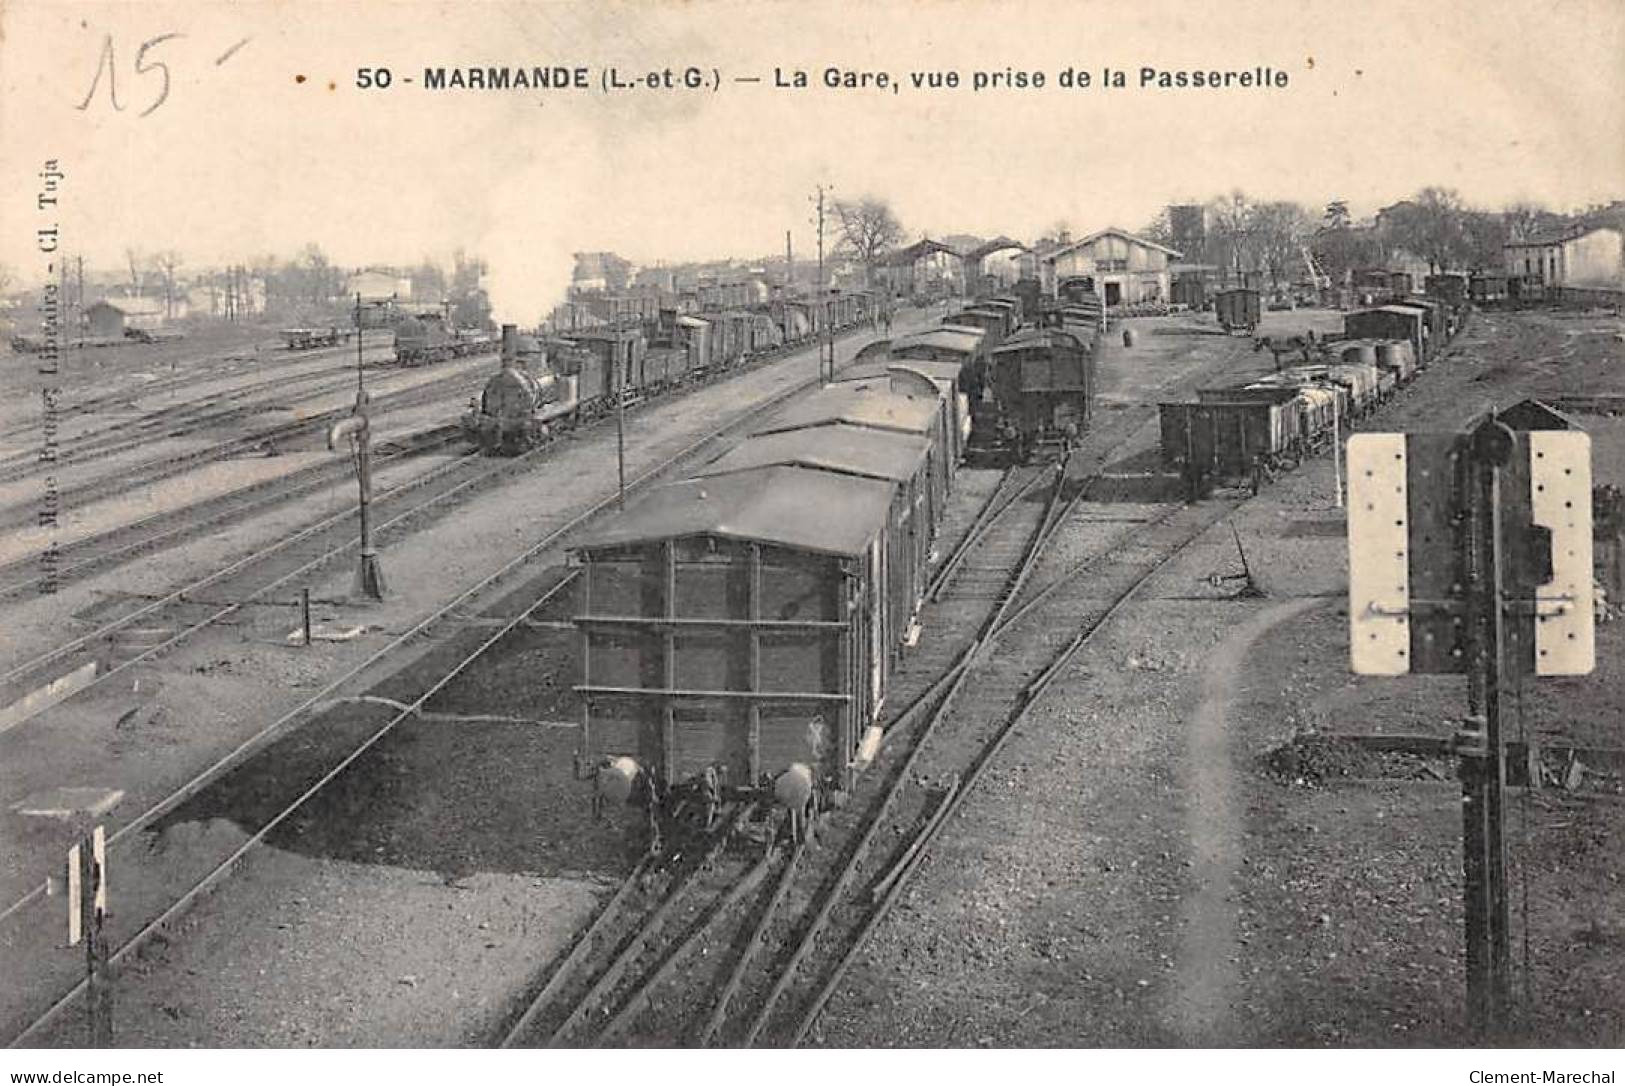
[1, 271, 1620, 1052]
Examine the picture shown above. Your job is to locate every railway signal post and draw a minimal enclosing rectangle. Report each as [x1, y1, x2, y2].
[16, 786, 124, 1046]
[1348, 413, 1593, 1038]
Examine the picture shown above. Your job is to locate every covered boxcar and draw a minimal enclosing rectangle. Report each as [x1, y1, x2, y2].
[943, 306, 1012, 350]
[696, 425, 942, 586]
[985, 327, 1096, 459]
[1214, 288, 1261, 334]
[572, 464, 921, 828]
[750, 381, 953, 510]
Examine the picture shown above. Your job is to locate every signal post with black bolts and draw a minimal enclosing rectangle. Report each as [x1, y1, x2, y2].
[1346, 410, 1594, 1039]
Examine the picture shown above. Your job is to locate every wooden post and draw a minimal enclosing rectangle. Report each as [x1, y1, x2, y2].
[301, 587, 312, 646]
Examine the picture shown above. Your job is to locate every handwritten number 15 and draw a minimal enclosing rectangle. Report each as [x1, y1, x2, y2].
[77, 32, 185, 118]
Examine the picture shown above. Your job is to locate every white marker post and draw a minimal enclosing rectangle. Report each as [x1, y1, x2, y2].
[1332, 389, 1343, 509]
[15, 786, 124, 1047]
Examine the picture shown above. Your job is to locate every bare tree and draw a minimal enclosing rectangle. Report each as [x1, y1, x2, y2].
[124, 247, 145, 296]
[833, 197, 905, 287]
[1502, 201, 1554, 243]
[1139, 208, 1173, 247]
[1250, 202, 1316, 288]
[1207, 191, 1257, 277]
[152, 250, 182, 318]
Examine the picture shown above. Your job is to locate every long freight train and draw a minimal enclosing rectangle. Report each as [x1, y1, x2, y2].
[462, 291, 882, 455]
[1159, 284, 1468, 496]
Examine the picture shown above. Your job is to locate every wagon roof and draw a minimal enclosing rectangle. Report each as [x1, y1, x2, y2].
[695, 424, 930, 483]
[1367, 305, 1427, 319]
[572, 464, 894, 557]
[887, 359, 964, 385]
[991, 328, 1082, 353]
[892, 328, 983, 353]
[753, 382, 941, 438]
[931, 324, 990, 342]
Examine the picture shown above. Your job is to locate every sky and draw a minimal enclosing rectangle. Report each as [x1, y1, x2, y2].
[2, 0, 1621, 320]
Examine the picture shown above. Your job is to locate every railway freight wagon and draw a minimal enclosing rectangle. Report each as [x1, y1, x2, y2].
[833, 359, 973, 466]
[890, 327, 987, 407]
[558, 327, 649, 409]
[1160, 390, 1305, 491]
[1470, 273, 1509, 306]
[941, 307, 1010, 353]
[1214, 288, 1261, 334]
[1425, 273, 1469, 310]
[696, 425, 943, 612]
[572, 461, 933, 834]
[751, 381, 954, 517]
[985, 327, 1096, 459]
[1344, 306, 1428, 365]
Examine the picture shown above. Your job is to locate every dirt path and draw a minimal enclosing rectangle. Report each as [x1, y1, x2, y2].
[1168, 596, 1321, 1044]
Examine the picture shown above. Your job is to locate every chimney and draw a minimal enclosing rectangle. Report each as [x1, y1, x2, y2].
[501, 324, 517, 365]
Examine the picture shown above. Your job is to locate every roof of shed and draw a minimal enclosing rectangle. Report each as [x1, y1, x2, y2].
[572, 464, 894, 557]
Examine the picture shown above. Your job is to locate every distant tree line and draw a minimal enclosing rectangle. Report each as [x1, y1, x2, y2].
[78, 246, 492, 325]
[1142, 188, 1599, 288]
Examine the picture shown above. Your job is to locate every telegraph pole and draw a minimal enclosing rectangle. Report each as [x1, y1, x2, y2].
[616, 341, 627, 508]
[812, 184, 834, 383]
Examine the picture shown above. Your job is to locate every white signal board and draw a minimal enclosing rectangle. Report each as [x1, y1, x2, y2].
[1347, 434, 1411, 675]
[1529, 431, 1593, 675]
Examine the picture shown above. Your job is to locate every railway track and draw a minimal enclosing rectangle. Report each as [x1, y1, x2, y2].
[486, 394, 1245, 1048]
[1, 317, 908, 1049]
[0, 424, 464, 600]
[0, 334, 391, 447]
[0, 367, 482, 532]
[0, 347, 398, 478]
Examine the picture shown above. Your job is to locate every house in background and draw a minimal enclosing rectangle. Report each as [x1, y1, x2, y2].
[1041, 228, 1182, 306]
[1503, 224, 1624, 291]
[344, 270, 412, 302]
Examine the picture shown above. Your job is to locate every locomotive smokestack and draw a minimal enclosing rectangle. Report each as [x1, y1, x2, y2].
[501, 324, 518, 365]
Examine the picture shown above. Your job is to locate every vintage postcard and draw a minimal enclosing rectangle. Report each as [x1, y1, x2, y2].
[0, 0, 1621, 1075]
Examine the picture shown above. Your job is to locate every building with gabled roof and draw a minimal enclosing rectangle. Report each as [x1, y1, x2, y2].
[1503, 223, 1623, 290]
[1040, 227, 1182, 306]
